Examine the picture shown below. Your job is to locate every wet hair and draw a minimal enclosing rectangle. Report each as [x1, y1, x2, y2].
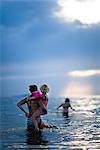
[65, 98, 70, 103]
[29, 84, 38, 93]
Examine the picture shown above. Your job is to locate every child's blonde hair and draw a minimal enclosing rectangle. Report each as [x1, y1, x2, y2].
[40, 84, 49, 93]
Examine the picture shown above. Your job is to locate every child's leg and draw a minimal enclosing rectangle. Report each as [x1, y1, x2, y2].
[31, 107, 43, 120]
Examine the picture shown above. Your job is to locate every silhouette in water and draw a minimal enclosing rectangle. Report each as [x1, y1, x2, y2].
[57, 98, 75, 117]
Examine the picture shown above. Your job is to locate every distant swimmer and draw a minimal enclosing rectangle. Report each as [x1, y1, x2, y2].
[57, 98, 75, 117]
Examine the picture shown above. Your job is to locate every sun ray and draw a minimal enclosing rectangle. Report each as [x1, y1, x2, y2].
[60, 81, 92, 97]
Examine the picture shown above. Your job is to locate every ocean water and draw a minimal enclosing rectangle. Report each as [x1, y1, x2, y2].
[0, 95, 100, 150]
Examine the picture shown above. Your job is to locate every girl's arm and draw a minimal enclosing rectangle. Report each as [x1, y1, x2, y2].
[27, 96, 42, 101]
[70, 104, 75, 111]
[28, 96, 36, 100]
[57, 104, 63, 109]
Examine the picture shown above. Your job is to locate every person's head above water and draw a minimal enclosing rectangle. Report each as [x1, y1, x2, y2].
[65, 98, 70, 103]
[40, 84, 49, 94]
[29, 84, 38, 93]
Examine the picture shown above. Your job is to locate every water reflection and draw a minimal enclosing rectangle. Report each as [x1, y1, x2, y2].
[1, 96, 100, 149]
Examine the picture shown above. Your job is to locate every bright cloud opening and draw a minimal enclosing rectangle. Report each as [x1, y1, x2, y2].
[69, 70, 100, 77]
[61, 69, 100, 97]
[54, 0, 100, 25]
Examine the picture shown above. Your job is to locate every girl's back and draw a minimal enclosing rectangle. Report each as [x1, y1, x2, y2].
[62, 102, 70, 113]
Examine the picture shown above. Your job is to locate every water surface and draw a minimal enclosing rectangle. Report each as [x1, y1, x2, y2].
[0, 95, 100, 149]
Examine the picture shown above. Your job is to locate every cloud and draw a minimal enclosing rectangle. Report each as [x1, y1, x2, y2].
[54, 0, 100, 26]
[61, 69, 100, 96]
[1, 17, 38, 40]
[68, 69, 100, 77]
[0, 61, 65, 80]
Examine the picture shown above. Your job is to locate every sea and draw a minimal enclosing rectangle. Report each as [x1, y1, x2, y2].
[0, 95, 100, 150]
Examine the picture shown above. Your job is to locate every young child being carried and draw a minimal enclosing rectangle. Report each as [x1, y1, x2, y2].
[57, 98, 75, 117]
[27, 84, 49, 131]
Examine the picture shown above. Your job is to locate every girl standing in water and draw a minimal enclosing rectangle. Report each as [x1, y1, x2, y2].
[57, 98, 75, 117]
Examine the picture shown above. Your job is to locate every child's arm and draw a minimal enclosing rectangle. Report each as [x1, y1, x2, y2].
[28, 96, 36, 100]
[57, 104, 63, 109]
[27, 96, 42, 101]
[70, 104, 75, 111]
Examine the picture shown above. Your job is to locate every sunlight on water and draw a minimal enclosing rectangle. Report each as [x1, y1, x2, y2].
[0, 95, 100, 149]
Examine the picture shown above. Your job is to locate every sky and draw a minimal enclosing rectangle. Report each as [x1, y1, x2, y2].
[0, 0, 100, 97]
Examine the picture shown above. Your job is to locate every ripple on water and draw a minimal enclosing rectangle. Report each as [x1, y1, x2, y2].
[1, 96, 100, 149]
